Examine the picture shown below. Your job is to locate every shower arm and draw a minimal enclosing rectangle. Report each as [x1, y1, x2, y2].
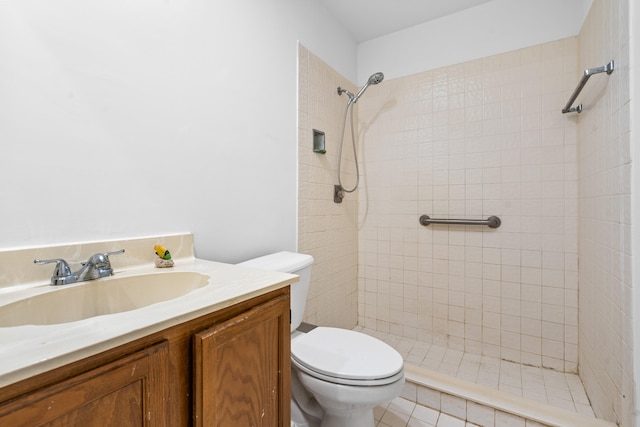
[337, 87, 354, 100]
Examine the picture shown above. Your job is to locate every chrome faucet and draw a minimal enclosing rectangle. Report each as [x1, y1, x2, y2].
[34, 249, 125, 286]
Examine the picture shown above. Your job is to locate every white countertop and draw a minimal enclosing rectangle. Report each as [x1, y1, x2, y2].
[0, 257, 297, 388]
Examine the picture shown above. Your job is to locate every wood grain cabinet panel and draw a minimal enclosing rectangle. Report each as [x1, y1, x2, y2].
[193, 294, 291, 427]
[0, 341, 169, 427]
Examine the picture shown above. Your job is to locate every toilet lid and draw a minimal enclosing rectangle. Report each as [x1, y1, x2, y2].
[291, 327, 404, 384]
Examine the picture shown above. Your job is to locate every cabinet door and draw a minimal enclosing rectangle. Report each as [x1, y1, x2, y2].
[193, 293, 291, 427]
[0, 341, 169, 427]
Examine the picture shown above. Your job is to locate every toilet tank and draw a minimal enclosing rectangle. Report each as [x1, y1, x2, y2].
[237, 251, 313, 332]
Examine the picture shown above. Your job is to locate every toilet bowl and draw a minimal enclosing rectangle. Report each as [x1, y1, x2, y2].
[292, 326, 404, 427]
[238, 252, 405, 427]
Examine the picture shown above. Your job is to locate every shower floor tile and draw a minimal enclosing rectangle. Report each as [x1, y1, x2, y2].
[356, 327, 595, 418]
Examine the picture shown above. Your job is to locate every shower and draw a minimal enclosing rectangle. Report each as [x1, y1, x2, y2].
[337, 72, 384, 104]
[334, 72, 384, 203]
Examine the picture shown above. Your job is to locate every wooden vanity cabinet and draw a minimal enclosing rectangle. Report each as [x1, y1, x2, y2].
[0, 341, 169, 427]
[193, 293, 291, 426]
[0, 287, 291, 427]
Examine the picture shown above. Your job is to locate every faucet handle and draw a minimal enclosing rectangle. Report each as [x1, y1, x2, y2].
[85, 249, 125, 265]
[104, 249, 125, 259]
[34, 258, 72, 276]
[100, 249, 125, 266]
[86, 249, 125, 277]
[34, 258, 75, 285]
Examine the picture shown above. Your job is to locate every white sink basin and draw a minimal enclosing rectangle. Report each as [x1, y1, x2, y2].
[0, 272, 209, 327]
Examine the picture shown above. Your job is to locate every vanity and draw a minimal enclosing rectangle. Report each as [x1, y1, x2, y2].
[0, 234, 297, 426]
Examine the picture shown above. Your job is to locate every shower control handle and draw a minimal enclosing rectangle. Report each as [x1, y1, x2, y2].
[334, 185, 345, 203]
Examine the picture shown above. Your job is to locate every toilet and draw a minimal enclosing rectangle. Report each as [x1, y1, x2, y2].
[238, 252, 404, 427]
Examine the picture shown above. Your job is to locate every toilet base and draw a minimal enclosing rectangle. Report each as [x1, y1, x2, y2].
[291, 396, 321, 427]
[291, 367, 322, 427]
[293, 364, 404, 427]
[320, 408, 374, 427]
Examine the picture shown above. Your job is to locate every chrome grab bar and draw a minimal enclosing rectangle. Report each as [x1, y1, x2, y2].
[419, 215, 501, 228]
[562, 60, 614, 114]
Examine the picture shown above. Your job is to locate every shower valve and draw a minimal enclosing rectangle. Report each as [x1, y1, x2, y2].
[334, 185, 345, 203]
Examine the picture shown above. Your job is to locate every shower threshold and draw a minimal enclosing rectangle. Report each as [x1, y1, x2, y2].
[355, 327, 615, 427]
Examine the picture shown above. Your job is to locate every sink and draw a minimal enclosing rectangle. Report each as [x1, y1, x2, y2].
[0, 272, 210, 327]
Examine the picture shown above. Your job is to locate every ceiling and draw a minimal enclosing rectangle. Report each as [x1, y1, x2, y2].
[319, 0, 493, 43]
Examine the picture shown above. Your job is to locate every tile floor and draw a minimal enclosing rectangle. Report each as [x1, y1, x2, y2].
[357, 327, 594, 418]
[376, 397, 477, 427]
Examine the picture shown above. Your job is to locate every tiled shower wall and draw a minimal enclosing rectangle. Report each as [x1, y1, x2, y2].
[356, 39, 579, 372]
[297, 44, 359, 328]
[298, 4, 633, 425]
[576, 0, 632, 425]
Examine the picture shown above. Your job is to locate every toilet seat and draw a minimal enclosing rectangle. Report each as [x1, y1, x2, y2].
[291, 327, 404, 386]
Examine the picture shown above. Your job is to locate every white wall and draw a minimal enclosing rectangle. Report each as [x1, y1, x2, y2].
[357, 0, 593, 84]
[0, 0, 356, 263]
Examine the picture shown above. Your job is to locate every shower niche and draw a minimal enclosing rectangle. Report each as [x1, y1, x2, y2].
[312, 129, 326, 154]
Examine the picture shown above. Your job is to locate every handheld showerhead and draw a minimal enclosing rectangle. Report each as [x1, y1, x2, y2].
[367, 72, 385, 85]
[334, 71, 385, 203]
[352, 72, 384, 103]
